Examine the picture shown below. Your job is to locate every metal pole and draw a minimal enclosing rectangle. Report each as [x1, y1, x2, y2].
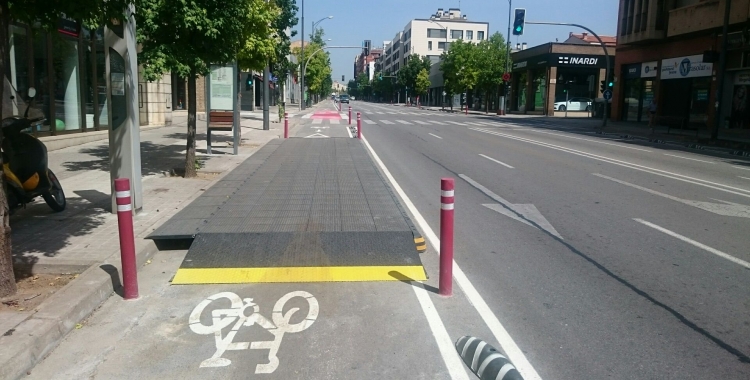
[300, 0, 305, 111]
[115, 178, 138, 300]
[526, 21, 609, 128]
[439, 178, 455, 297]
[263, 64, 270, 130]
[504, 0, 512, 115]
[233, 61, 240, 155]
[713, 0, 731, 140]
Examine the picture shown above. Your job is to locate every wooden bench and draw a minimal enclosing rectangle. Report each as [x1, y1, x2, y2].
[208, 111, 234, 131]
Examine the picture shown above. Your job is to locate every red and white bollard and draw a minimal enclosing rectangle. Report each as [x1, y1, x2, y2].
[114, 178, 138, 300]
[439, 178, 454, 296]
[348, 106, 352, 125]
[357, 112, 362, 139]
[284, 112, 289, 139]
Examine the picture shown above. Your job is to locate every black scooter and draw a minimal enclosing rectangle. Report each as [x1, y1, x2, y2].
[2, 87, 66, 213]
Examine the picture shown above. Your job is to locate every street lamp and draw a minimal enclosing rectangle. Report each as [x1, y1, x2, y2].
[302, 14, 333, 111]
[312, 15, 333, 35]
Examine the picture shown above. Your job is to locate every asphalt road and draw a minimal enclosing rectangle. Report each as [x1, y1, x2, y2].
[352, 101, 750, 379]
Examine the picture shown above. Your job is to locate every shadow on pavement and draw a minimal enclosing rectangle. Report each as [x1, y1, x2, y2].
[61, 141, 187, 177]
[99, 264, 124, 298]
[389, 270, 439, 294]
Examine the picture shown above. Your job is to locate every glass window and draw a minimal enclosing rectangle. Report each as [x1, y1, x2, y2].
[33, 31, 52, 132]
[438, 41, 450, 50]
[451, 30, 463, 39]
[427, 28, 447, 39]
[477, 31, 485, 40]
[466, 30, 473, 40]
[622, 78, 642, 122]
[9, 25, 30, 116]
[52, 34, 82, 131]
[95, 27, 108, 129]
[428, 41, 433, 51]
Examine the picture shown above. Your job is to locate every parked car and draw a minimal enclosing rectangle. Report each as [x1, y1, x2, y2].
[554, 97, 592, 112]
[339, 94, 350, 104]
[350, 96, 355, 101]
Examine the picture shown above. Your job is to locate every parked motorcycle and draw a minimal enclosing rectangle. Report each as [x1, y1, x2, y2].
[2, 85, 66, 213]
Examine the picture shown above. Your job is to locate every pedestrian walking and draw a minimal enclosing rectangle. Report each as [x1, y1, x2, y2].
[648, 98, 657, 131]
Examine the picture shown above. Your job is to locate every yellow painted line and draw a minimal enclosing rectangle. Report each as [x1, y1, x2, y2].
[414, 237, 425, 243]
[172, 265, 427, 284]
[415, 244, 427, 251]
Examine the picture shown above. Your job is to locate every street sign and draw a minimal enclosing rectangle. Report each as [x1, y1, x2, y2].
[603, 89, 613, 100]
[502, 72, 511, 82]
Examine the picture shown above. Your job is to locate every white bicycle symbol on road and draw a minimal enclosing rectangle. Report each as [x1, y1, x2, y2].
[188, 291, 319, 373]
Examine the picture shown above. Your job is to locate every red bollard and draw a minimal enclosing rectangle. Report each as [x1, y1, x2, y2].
[357, 112, 362, 139]
[439, 178, 454, 296]
[114, 178, 138, 300]
[348, 106, 352, 125]
[284, 112, 289, 139]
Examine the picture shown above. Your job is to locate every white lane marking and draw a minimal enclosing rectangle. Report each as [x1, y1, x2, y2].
[634, 219, 750, 269]
[386, 112, 397, 115]
[447, 121, 466, 125]
[415, 120, 431, 125]
[312, 119, 322, 125]
[302, 114, 312, 119]
[470, 128, 750, 198]
[479, 154, 514, 169]
[429, 133, 443, 139]
[732, 165, 750, 171]
[432, 121, 446, 125]
[346, 124, 353, 138]
[380, 120, 395, 125]
[361, 135, 542, 380]
[739, 176, 750, 181]
[593, 173, 750, 218]
[375, 111, 384, 114]
[304, 133, 329, 138]
[329, 119, 340, 125]
[189, 291, 318, 371]
[464, 122, 485, 126]
[528, 129, 651, 152]
[396, 120, 413, 125]
[364, 120, 376, 124]
[663, 153, 715, 164]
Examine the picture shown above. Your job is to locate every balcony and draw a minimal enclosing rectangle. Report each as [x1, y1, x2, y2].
[668, 0, 749, 37]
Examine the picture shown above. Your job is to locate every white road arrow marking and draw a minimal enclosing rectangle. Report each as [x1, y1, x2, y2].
[460, 174, 562, 239]
[594, 173, 750, 218]
[304, 133, 328, 138]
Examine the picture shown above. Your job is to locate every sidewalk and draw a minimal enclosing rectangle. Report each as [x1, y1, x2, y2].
[0, 114, 300, 380]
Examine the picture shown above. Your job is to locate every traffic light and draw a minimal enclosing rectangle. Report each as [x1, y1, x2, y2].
[600, 80, 607, 93]
[245, 74, 253, 91]
[342, 75, 345, 82]
[379, 73, 383, 81]
[512, 9, 526, 36]
[363, 40, 371, 56]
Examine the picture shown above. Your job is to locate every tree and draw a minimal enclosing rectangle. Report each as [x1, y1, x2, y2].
[268, 0, 299, 121]
[293, 28, 332, 104]
[475, 32, 507, 113]
[397, 54, 431, 101]
[0, 0, 132, 297]
[414, 68, 431, 107]
[138, 0, 277, 178]
[441, 40, 480, 109]
[347, 79, 359, 98]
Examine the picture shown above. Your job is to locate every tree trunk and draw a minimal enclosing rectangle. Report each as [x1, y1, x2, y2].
[184, 73, 197, 178]
[0, 0, 16, 298]
[485, 91, 489, 114]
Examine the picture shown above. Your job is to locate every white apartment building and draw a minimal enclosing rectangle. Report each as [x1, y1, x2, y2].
[381, 8, 489, 76]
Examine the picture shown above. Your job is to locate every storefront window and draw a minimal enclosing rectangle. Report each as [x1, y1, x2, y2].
[9, 24, 30, 115]
[82, 27, 95, 130]
[517, 72, 527, 111]
[689, 77, 710, 124]
[52, 34, 82, 131]
[95, 28, 108, 129]
[33, 31, 51, 132]
[622, 78, 641, 121]
[533, 71, 546, 111]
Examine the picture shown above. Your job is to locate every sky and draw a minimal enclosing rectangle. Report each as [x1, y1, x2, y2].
[296, 0, 619, 83]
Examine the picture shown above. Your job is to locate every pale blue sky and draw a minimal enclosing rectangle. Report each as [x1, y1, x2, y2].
[297, 0, 618, 82]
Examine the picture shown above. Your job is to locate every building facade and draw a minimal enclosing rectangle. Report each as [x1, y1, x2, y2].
[613, 0, 750, 141]
[510, 42, 615, 115]
[354, 48, 382, 81]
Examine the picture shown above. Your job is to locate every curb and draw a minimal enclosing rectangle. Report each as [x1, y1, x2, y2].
[596, 130, 750, 157]
[0, 240, 158, 380]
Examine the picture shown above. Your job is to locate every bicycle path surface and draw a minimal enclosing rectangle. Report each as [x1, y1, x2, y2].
[26, 103, 509, 380]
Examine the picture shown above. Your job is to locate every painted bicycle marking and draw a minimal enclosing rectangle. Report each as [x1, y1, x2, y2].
[189, 291, 319, 373]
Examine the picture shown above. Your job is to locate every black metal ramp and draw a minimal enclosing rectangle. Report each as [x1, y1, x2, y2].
[150, 138, 426, 284]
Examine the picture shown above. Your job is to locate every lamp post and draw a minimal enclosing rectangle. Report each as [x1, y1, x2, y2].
[300, 15, 333, 110]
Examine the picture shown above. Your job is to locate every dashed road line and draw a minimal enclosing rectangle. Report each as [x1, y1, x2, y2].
[634, 219, 750, 269]
[380, 120, 395, 125]
[364, 120, 376, 124]
[414, 120, 431, 125]
[396, 120, 413, 125]
[479, 154, 514, 169]
[429, 133, 443, 139]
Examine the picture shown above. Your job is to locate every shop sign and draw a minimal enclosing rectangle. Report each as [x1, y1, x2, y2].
[735, 71, 750, 85]
[513, 61, 528, 69]
[641, 61, 658, 78]
[58, 14, 79, 37]
[558, 56, 598, 65]
[660, 55, 712, 80]
[623, 63, 641, 79]
[209, 64, 235, 110]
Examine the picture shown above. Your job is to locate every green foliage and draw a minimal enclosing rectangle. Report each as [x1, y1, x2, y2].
[440, 40, 480, 95]
[9, 0, 129, 30]
[347, 79, 359, 98]
[397, 54, 431, 92]
[414, 68, 431, 97]
[475, 32, 508, 95]
[371, 71, 393, 99]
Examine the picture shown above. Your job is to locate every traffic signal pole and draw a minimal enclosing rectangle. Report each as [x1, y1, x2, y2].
[525, 21, 610, 129]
